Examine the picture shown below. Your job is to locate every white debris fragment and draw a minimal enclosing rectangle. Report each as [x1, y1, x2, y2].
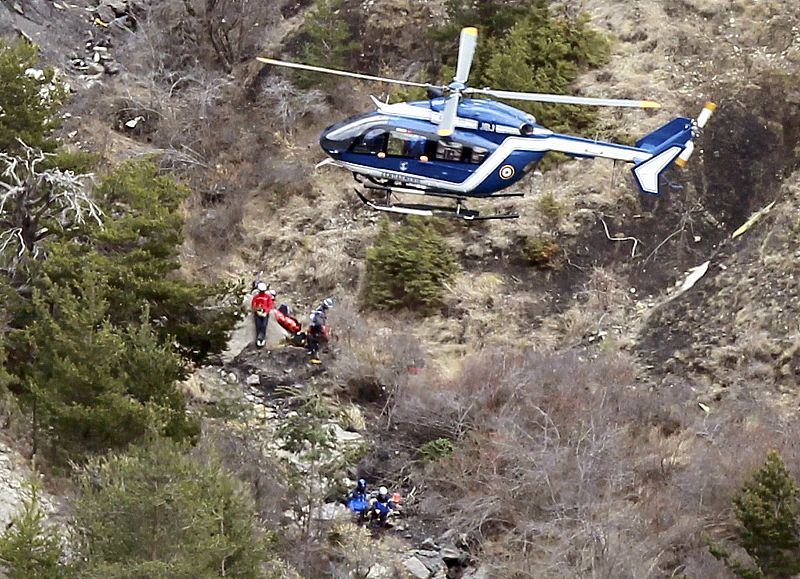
[24, 68, 45, 81]
[124, 115, 144, 128]
[732, 201, 775, 239]
[674, 260, 710, 297]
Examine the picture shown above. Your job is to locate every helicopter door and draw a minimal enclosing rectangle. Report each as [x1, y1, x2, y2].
[387, 131, 426, 158]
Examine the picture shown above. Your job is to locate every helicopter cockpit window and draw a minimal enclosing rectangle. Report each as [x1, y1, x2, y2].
[352, 128, 388, 154]
[387, 131, 427, 158]
[435, 140, 463, 162]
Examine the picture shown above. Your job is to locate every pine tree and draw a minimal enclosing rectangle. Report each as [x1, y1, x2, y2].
[0, 478, 66, 579]
[363, 218, 458, 312]
[39, 160, 237, 363]
[711, 450, 800, 578]
[431, 1, 610, 134]
[295, 0, 358, 89]
[735, 451, 800, 576]
[0, 40, 65, 153]
[19, 273, 197, 460]
[74, 438, 269, 579]
[479, 7, 610, 134]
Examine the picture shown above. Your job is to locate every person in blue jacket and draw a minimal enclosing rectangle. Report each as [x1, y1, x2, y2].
[348, 478, 368, 502]
[346, 479, 369, 521]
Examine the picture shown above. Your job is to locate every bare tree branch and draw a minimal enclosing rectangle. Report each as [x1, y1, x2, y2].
[0, 140, 100, 279]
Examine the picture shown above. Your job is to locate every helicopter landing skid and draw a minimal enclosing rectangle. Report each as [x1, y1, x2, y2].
[354, 188, 519, 221]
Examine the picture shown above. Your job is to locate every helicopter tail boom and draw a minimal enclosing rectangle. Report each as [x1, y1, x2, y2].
[540, 117, 695, 195]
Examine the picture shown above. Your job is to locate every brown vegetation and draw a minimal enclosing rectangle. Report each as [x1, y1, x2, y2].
[380, 348, 800, 576]
[11, 0, 800, 574]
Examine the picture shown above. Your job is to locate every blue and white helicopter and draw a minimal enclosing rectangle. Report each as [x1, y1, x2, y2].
[258, 27, 715, 220]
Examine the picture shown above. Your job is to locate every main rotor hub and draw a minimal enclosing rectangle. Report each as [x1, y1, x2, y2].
[448, 81, 467, 93]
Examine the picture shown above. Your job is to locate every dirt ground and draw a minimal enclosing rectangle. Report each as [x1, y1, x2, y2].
[11, 0, 800, 573]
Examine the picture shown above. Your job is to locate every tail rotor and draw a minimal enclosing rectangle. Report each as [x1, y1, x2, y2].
[675, 101, 716, 167]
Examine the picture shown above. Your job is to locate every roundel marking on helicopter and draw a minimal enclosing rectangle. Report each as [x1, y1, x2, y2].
[499, 165, 515, 180]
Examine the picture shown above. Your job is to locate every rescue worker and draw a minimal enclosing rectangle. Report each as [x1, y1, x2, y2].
[369, 486, 397, 526]
[347, 478, 368, 502]
[251, 283, 275, 347]
[307, 297, 333, 361]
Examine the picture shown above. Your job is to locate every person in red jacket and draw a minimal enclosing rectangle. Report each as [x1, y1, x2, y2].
[251, 282, 275, 347]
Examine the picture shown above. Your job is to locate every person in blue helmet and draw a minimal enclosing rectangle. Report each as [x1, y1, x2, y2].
[346, 478, 369, 522]
[348, 478, 368, 502]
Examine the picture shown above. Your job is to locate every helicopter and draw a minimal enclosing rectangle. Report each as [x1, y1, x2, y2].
[257, 27, 715, 221]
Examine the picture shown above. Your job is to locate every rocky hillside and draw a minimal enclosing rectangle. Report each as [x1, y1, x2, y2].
[2, 0, 800, 577]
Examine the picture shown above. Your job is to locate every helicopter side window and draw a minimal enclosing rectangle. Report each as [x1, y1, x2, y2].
[352, 129, 388, 154]
[387, 131, 427, 158]
[435, 140, 463, 162]
[469, 146, 488, 164]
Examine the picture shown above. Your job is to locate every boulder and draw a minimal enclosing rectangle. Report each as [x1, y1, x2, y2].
[440, 546, 469, 566]
[366, 563, 392, 579]
[105, 0, 129, 15]
[315, 502, 349, 521]
[94, 4, 115, 22]
[332, 424, 363, 444]
[102, 60, 120, 75]
[403, 557, 431, 579]
[414, 549, 446, 574]
[420, 537, 439, 551]
[461, 567, 489, 579]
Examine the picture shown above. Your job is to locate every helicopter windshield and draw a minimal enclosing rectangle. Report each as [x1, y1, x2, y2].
[352, 128, 388, 154]
[323, 114, 388, 143]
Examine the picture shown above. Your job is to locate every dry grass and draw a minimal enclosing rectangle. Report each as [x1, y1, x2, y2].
[388, 347, 800, 575]
[542, 266, 634, 346]
[52, 0, 800, 575]
[328, 296, 425, 404]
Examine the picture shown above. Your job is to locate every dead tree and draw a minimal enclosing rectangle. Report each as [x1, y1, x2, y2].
[0, 141, 101, 282]
[179, 0, 278, 73]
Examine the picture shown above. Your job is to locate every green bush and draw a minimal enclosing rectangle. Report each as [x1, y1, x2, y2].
[363, 218, 458, 312]
[521, 235, 561, 269]
[74, 438, 269, 579]
[710, 450, 800, 578]
[420, 438, 455, 463]
[535, 191, 566, 229]
[0, 478, 65, 579]
[0, 40, 65, 153]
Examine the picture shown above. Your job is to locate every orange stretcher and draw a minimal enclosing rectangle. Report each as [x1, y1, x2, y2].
[274, 309, 301, 335]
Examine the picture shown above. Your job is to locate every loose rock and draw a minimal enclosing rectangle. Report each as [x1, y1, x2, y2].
[403, 556, 431, 579]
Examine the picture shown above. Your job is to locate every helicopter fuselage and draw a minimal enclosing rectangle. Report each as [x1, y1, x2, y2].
[318, 97, 687, 198]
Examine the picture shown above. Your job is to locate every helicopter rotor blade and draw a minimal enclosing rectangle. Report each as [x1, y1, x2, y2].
[437, 94, 460, 137]
[454, 27, 478, 84]
[256, 57, 432, 89]
[464, 87, 660, 109]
